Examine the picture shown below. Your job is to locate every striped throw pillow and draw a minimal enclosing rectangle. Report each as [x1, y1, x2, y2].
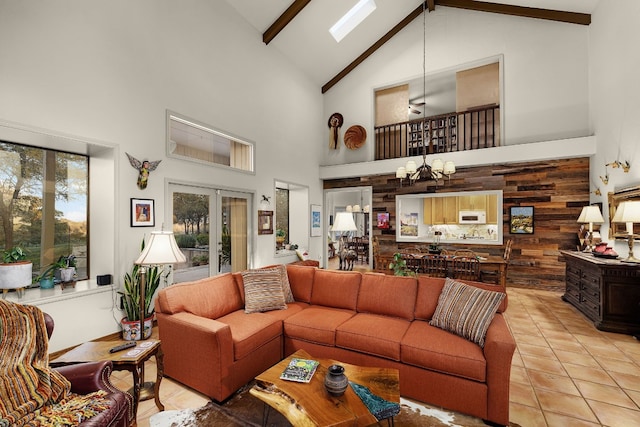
[275, 264, 295, 303]
[429, 277, 505, 347]
[242, 267, 288, 313]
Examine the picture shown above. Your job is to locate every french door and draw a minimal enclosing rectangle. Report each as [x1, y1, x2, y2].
[169, 184, 251, 283]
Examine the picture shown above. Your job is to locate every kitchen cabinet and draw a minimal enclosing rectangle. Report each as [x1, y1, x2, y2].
[431, 196, 458, 225]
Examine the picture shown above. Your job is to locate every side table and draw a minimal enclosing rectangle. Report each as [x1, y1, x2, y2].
[51, 339, 164, 424]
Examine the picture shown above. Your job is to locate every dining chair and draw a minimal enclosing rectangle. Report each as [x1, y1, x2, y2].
[401, 253, 422, 274]
[453, 249, 477, 258]
[421, 254, 448, 277]
[451, 256, 480, 281]
[480, 239, 512, 285]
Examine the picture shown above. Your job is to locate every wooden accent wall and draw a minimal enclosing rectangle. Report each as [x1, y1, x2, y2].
[324, 157, 590, 290]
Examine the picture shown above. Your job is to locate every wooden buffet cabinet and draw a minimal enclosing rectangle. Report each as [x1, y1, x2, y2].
[561, 251, 640, 335]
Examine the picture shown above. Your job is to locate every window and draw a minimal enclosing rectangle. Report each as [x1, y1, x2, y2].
[167, 111, 254, 172]
[0, 141, 89, 279]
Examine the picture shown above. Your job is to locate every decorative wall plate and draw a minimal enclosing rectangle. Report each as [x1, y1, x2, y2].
[344, 125, 366, 149]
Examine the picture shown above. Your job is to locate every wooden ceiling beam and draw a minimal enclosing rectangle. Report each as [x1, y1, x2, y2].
[263, 0, 312, 45]
[322, 2, 427, 94]
[435, 0, 591, 26]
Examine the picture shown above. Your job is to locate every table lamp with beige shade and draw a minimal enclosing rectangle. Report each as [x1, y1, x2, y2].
[577, 205, 604, 252]
[611, 200, 640, 263]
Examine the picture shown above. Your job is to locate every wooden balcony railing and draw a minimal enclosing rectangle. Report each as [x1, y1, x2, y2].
[374, 104, 500, 160]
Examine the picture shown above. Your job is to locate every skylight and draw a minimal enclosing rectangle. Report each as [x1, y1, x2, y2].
[329, 0, 376, 43]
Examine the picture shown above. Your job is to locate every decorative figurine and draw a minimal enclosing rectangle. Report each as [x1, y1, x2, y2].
[328, 112, 344, 149]
[126, 153, 161, 190]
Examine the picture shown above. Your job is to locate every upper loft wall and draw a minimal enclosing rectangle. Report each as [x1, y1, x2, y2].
[321, 6, 590, 167]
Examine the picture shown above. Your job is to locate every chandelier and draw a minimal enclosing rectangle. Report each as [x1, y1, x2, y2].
[395, 1, 455, 188]
[396, 156, 455, 187]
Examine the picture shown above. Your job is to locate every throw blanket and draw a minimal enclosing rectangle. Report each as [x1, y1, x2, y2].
[0, 300, 70, 426]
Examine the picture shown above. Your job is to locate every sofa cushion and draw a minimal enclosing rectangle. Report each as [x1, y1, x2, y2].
[216, 310, 284, 360]
[156, 273, 243, 319]
[235, 264, 294, 304]
[429, 278, 505, 348]
[402, 320, 486, 382]
[335, 313, 411, 361]
[286, 264, 317, 303]
[241, 267, 288, 314]
[284, 306, 355, 346]
[357, 273, 417, 321]
[311, 270, 361, 310]
[415, 276, 507, 321]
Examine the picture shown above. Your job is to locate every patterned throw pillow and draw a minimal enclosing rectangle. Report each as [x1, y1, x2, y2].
[429, 277, 505, 347]
[274, 264, 295, 303]
[242, 267, 288, 313]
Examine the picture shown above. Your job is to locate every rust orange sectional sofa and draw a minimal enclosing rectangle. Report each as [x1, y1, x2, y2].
[155, 265, 516, 426]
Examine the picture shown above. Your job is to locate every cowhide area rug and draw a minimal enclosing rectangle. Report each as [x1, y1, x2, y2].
[150, 383, 521, 427]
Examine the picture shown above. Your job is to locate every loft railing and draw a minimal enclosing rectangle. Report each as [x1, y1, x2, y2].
[374, 104, 500, 160]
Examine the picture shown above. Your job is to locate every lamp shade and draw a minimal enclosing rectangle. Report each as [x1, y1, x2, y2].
[405, 160, 417, 174]
[577, 206, 604, 224]
[332, 212, 357, 232]
[135, 230, 186, 265]
[396, 166, 406, 178]
[443, 161, 456, 175]
[612, 201, 640, 224]
[431, 159, 444, 173]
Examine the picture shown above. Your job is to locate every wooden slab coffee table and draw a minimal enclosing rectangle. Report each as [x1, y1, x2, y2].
[250, 349, 400, 427]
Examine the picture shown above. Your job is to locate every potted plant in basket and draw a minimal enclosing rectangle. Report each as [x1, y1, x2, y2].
[119, 238, 169, 340]
[0, 246, 33, 298]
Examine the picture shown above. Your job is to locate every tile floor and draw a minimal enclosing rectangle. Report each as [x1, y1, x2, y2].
[110, 287, 640, 427]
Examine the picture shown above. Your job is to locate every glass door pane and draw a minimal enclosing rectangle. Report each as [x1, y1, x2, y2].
[219, 192, 249, 273]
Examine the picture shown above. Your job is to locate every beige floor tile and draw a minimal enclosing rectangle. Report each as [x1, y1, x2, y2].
[518, 342, 556, 358]
[510, 381, 539, 407]
[597, 356, 638, 375]
[543, 411, 602, 427]
[521, 354, 566, 375]
[536, 389, 598, 423]
[575, 380, 637, 409]
[626, 389, 640, 409]
[562, 363, 617, 387]
[511, 350, 524, 367]
[554, 348, 600, 368]
[509, 401, 548, 427]
[587, 400, 640, 427]
[608, 371, 640, 392]
[528, 370, 580, 396]
[589, 346, 633, 362]
[574, 334, 617, 349]
[545, 337, 584, 353]
[510, 365, 530, 385]
[515, 333, 549, 346]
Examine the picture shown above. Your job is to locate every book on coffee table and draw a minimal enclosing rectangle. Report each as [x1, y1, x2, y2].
[280, 358, 320, 383]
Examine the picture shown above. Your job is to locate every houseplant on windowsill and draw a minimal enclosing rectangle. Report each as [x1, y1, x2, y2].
[35, 255, 77, 289]
[119, 238, 169, 340]
[0, 246, 33, 298]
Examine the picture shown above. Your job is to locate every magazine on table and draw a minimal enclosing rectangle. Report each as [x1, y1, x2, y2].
[280, 358, 320, 383]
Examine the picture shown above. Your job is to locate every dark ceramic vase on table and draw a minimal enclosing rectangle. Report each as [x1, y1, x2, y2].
[324, 364, 348, 396]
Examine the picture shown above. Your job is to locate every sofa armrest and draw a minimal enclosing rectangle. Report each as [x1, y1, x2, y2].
[156, 311, 234, 398]
[54, 361, 115, 395]
[482, 313, 516, 426]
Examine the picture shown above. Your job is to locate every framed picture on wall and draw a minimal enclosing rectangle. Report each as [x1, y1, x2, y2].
[258, 210, 273, 235]
[377, 212, 390, 229]
[131, 198, 155, 227]
[510, 206, 534, 234]
[310, 204, 322, 237]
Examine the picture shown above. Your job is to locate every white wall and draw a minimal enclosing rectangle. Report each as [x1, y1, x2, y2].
[322, 6, 591, 166]
[589, 0, 640, 257]
[0, 0, 324, 344]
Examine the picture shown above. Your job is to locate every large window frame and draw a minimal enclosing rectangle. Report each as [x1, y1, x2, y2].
[0, 141, 89, 280]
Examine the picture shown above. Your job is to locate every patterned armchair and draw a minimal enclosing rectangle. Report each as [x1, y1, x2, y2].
[0, 300, 133, 427]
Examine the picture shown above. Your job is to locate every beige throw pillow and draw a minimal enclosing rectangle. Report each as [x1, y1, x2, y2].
[274, 264, 295, 303]
[242, 267, 288, 314]
[429, 277, 505, 347]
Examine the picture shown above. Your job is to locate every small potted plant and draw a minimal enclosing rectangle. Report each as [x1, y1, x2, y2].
[35, 255, 76, 289]
[388, 253, 416, 277]
[0, 246, 33, 297]
[275, 229, 286, 248]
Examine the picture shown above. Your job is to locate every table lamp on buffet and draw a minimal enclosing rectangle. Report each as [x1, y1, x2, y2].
[611, 200, 640, 263]
[134, 229, 186, 340]
[577, 205, 604, 252]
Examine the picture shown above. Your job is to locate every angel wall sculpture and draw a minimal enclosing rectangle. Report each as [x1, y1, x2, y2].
[126, 152, 161, 190]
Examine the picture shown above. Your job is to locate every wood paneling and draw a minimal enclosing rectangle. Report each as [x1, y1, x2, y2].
[324, 157, 590, 290]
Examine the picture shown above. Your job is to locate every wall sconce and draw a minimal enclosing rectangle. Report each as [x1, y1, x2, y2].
[396, 156, 455, 187]
[611, 200, 640, 263]
[577, 205, 604, 252]
[599, 173, 609, 185]
[606, 160, 631, 173]
[259, 195, 271, 211]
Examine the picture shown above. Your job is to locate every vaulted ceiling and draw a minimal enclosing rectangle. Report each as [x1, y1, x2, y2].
[225, 0, 600, 92]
